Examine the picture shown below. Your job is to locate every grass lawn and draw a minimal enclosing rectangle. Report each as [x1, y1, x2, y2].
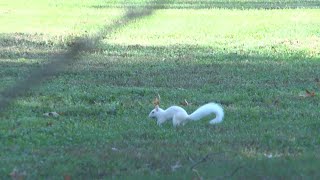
[1, 0, 320, 179]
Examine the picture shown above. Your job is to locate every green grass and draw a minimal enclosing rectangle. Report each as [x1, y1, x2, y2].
[1, 0, 320, 179]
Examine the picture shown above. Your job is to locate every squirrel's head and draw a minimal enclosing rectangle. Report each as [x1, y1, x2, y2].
[148, 105, 162, 119]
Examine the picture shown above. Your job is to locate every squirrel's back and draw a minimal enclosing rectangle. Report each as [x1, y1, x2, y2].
[166, 106, 188, 116]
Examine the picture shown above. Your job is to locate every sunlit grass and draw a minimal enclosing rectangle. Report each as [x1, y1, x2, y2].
[0, 3, 124, 35]
[106, 9, 320, 58]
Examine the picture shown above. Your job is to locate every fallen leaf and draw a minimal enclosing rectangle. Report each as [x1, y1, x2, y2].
[46, 121, 53, 126]
[111, 147, 119, 151]
[306, 89, 316, 97]
[180, 99, 191, 106]
[171, 161, 182, 172]
[152, 94, 160, 106]
[264, 153, 281, 158]
[10, 168, 26, 180]
[192, 169, 203, 180]
[43, 112, 60, 117]
[64, 175, 71, 180]
[273, 98, 280, 106]
[315, 78, 320, 87]
[299, 90, 316, 98]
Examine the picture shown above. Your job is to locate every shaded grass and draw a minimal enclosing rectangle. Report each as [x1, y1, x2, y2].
[68, 0, 320, 9]
[3, 0, 320, 9]
[1, 40, 320, 178]
[1, 0, 320, 179]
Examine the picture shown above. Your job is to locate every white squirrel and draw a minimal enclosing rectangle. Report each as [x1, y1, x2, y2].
[148, 103, 224, 127]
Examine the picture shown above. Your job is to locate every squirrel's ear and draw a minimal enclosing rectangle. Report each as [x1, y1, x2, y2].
[155, 105, 159, 111]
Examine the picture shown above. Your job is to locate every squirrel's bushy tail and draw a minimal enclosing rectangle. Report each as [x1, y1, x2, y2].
[188, 103, 224, 124]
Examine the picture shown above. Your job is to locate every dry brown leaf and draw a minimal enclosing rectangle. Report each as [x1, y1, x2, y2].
[64, 175, 71, 180]
[46, 121, 53, 126]
[152, 94, 160, 106]
[10, 168, 26, 180]
[153, 97, 160, 106]
[180, 99, 191, 106]
[305, 89, 316, 97]
[299, 90, 316, 98]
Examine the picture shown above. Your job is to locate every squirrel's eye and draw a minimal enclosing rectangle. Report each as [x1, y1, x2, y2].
[152, 111, 154, 114]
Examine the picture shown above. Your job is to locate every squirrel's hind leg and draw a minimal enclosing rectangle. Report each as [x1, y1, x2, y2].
[173, 113, 187, 127]
[172, 117, 180, 127]
[182, 120, 188, 126]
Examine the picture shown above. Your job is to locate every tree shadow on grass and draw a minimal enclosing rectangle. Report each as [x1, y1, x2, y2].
[91, 0, 320, 10]
[1, 34, 319, 92]
[0, 1, 165, 112]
